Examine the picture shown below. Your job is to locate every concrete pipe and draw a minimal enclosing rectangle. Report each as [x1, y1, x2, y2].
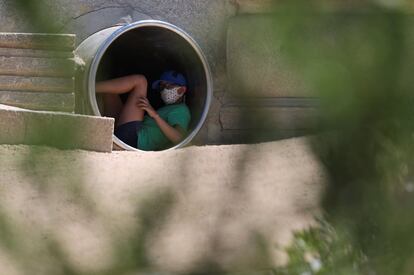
[75, 20, 213, 151]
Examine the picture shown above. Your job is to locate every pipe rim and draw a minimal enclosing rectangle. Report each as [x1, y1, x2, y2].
[88, 20, 213, 152]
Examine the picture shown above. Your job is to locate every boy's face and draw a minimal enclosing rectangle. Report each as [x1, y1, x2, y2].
[159, 81, 177, 89]
[159, 80, 187, 105]
[159, 81, 186, 95]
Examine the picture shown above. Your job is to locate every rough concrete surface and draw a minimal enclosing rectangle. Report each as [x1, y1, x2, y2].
[0, 76, 74, 93]
[0, 137, 325, 274]
[0, 0, 235, 88]
[0, 48, 73, 58]
[0, 104, 114, 152]
[0, 0, 238, 144]
[0, 33, 75, 50]
[220, 106, 319, 130]
[0, 91, 75, 112]
[0, 56, 75, 77]
[233, 0, 277, 14]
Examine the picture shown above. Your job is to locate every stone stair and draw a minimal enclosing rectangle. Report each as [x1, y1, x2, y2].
[0, 104, 114, 152]
[0, 33, 115, 152]
[0, 33, 76, 112]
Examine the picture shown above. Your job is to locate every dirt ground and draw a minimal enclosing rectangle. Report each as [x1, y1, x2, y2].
[0, 137, 325, 274]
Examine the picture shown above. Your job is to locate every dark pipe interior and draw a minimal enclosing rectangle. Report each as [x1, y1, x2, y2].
[96, 26, 207, 140]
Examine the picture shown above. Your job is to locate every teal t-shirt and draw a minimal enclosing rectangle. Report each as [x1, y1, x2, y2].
[137, 103, 191, 151]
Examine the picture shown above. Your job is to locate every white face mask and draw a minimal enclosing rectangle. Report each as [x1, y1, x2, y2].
[161, 87, 183, 105]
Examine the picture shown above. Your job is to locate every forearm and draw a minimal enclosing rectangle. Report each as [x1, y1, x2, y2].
[153, 115, 183, 144]
[137, 97, 184, 144]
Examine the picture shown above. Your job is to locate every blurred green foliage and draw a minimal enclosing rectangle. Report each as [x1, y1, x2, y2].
[272, 1, 414, 274]
[2, 0, 414, 275]
[282, 219, 368, 275]
[12, 0, 59, 33]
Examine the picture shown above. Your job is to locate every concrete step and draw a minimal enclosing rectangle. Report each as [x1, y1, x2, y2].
[0, 33, 75, 51]
[0, 104, 114, 152]
[0, 56, 75, 77]
[0, 48, 73, 58]
[0, 32, 76, 113]
[0, 91, 75, 112]
[0, 75, 74, 93]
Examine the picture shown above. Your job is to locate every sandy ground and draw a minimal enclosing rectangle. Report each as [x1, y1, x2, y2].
[0, 137, 325, 274]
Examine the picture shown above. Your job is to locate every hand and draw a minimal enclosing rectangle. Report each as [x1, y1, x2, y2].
[137, 97, 158, 118]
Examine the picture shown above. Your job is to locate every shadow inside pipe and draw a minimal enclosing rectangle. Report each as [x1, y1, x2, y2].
[95, 25, 210, 151]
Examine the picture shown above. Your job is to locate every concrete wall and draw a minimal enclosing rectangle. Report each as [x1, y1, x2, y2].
[2, 1, 413, 147]
[0, 0, 321, 146]
[0, 0, 239, 145]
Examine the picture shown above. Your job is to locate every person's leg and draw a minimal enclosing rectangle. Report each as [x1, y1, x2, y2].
[102, 94, 123, 123]
[96, 74, 147, 95]
[117, 75, 148, 126]
[95, 74, 148, 127]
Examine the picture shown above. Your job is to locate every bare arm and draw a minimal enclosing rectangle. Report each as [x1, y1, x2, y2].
[137, 97, 184, 144]
[153, 115, 184, 144]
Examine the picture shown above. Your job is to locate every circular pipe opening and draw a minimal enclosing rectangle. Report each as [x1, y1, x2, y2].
[86, 21, 212, 151]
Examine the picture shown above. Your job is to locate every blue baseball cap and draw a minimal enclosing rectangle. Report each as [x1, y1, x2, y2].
[152, 70, 187, 90]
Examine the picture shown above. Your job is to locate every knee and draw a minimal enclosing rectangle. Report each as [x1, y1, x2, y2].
[130, 74, 148, 97]
[131, 74, 147, 88]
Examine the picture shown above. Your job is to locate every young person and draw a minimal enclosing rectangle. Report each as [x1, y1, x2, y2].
[95, 70, 191, 151]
